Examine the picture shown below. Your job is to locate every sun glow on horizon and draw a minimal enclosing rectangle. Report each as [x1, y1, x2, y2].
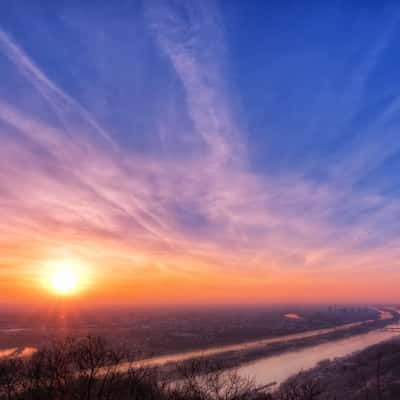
[51, 267, 78, 295]
[41, 259, 90, 297]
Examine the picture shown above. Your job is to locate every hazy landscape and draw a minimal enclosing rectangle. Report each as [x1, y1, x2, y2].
[0, 305, 399, 398]
[0, 305, 379, 355]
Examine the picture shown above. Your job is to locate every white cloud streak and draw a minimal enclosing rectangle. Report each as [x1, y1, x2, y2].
[0, 1, 399, 301]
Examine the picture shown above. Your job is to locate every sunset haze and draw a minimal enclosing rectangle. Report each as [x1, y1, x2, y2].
[1, 1, 400, 306]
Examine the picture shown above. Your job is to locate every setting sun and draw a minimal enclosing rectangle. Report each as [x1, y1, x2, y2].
[51, 267, 78, 295]
[41, 259, 90, 297]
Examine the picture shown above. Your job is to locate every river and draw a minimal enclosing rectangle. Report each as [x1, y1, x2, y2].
[130, 319, 375, 368]
[3, 315, 398, 389]
[237, 323, 400, 386]
[128, 319, 400, 388]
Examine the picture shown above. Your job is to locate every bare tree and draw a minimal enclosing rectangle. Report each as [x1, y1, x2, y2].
[276, 374, 322, 400]
[171, 359, 257, 400]
[0, 356, 23, 400]
[0, 336, 273, 400]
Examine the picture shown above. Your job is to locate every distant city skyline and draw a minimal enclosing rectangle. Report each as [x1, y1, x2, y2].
[1, 1, 400, 305]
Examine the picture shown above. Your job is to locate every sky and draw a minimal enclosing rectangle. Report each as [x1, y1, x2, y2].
[1, 1, 400, 305]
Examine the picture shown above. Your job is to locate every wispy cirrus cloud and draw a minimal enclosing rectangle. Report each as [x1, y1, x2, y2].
[0, 1, 399, 303]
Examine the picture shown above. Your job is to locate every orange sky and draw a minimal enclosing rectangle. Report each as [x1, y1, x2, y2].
[2, 243, 400, 306]
[1, 3, 400, 307]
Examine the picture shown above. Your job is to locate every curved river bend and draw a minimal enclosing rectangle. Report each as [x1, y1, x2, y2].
[129, 319, 400, 387]
[238, 323, 400, 386]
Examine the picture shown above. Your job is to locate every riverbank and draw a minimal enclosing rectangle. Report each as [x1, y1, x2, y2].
[274, 335, 400, 399]
[207, 311, 399, 370]
[148, 308, 399, 381]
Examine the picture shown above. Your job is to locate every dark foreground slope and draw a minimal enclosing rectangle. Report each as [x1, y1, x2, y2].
[0, 336, 272, 400]
[1, 335, 400, 400]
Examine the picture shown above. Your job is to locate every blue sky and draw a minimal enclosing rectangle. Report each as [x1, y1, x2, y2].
[0, 1, 400, 303]
[225, 2, 400, 182]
